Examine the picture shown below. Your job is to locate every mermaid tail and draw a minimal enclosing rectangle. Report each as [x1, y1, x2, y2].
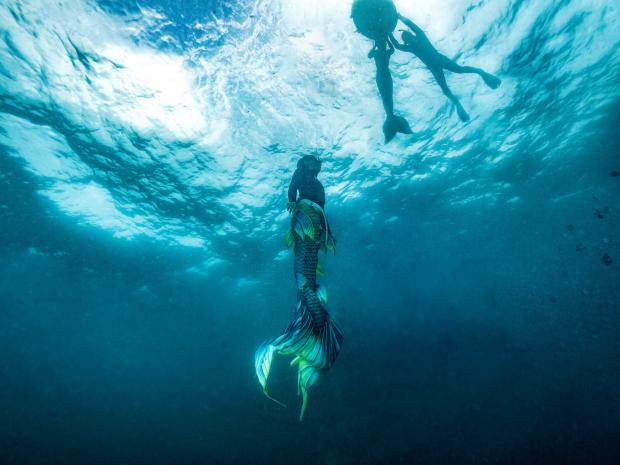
[255, 200, 342, 420]
[255, 288, 343, 419]
[383, 115, 413, 143]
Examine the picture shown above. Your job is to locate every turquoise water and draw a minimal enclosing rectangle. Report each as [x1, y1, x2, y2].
[1, 0, 619, 464]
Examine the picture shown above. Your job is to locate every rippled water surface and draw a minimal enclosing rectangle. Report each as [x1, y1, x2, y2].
[1, 0, 619, 464]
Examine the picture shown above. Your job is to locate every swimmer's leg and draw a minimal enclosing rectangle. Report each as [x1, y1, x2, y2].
[440, 57, 501, 89]
[376, 66, 412, 143]
[430, 66, 469, 122]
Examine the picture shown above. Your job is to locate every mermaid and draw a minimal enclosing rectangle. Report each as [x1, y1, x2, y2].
[351, 0, 412, 143]
[254, 155, 342, 420]
[368, 37, 413, 143]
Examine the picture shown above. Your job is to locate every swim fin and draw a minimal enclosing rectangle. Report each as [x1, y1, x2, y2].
[455, 102, 470, 122]
[383, 115, 412, 143]
[482, 73, 501, 89]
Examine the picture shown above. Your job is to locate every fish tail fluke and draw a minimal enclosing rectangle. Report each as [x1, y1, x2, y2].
[394, 115, 413, 135]
[383, 114, 412, 143]
[255, 292, 343, 420]
[293, 290, 343, 420]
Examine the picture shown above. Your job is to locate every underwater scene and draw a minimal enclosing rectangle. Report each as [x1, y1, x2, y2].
[1, 0, 619, 464]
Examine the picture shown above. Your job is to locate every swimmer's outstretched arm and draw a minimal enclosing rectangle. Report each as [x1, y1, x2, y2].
[398, 14, 425, 37]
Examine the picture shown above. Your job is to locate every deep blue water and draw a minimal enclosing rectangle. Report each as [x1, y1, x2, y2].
[1, 0, 619, 464]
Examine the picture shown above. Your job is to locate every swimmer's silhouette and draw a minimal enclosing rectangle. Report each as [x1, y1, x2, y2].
[391, 14, 501, 122]
[368, 37, 412, 143]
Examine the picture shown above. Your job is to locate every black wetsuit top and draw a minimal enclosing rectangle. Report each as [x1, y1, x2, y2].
[288, 169, 325, 208]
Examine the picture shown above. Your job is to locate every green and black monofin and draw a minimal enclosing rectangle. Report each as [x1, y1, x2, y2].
[255, 199, 342, 420]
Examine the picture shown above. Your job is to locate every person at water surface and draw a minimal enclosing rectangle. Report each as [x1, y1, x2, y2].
[368, 37, 412, 143]
[390, 14, 501, 122]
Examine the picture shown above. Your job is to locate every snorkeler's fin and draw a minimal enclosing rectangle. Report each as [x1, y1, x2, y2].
[383, 115, 412, 143]
[455, 102, 470, 122]
[482, 73, 501, 89]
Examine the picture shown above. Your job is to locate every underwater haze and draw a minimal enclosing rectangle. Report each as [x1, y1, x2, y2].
[1, 0, 620, 464]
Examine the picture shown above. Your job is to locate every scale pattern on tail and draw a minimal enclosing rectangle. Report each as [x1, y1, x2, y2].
[255, 200, 342, 420]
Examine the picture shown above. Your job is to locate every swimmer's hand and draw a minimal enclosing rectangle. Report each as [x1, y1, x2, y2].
[287, 201, 296, 213]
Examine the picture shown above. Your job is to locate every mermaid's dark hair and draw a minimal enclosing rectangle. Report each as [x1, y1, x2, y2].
[297, 155, 322, 175]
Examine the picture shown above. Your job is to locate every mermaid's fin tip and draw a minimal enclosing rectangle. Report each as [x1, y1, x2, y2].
[256, 345, 289, 408]
[383, 115, 412, 143]
[264, 390, 287, 408]
[299, 389, 309, 421]
[254, 343, 276, 390]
